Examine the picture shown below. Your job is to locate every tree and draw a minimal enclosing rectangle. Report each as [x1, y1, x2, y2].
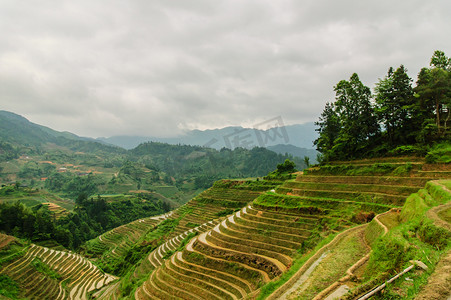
[415, 51, 451, 138]
[276, 159, 296, 173]
[303, 156, 310, 168]
[332, 73, 379, 159]
[375, 65, 414, 146]
[430, 50, 451, 71]
[314, 102, 340, 160]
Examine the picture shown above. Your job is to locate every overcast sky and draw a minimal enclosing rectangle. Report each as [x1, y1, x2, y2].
[1, 1, 450, 138]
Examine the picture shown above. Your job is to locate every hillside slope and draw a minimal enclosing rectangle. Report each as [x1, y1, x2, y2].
[1, 158, 449, 299]
[0, 110, 124, 156]
[132, 158, 451, 299]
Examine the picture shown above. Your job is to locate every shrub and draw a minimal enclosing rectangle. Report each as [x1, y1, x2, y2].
[388, 145, 425, 156]
[0, 275, 19, 299]
[366, 230, 412, 275]
[417, 219, 451, 250]
[425, 142, 451, 163]
[351, 211, 375, 224]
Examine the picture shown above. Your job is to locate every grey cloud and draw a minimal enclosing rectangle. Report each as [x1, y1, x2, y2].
[1, 0, 450, 137]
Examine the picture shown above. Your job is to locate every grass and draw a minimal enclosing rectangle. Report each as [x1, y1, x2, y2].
[352, 179, 451, 299]
[438, 179, 451, 191]
[291, 228, 368, 299]
[256, 234, 337, 299]
[0, 274, 19, 299]
[363, 229, 446, 299]
[153, 186, 179, 198]
[378, 212, 400, 230]
[305, 163, 413, 176]
[254, 192, 393, 214]
[364, 218, 385, 247]
[30, 257, 62, 280]
[0, 243, 28, 266]
[426, 181, 451, 205]
[437, 207, 451, 223]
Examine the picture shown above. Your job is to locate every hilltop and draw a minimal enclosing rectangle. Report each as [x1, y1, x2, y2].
[97, 123, 318, 151]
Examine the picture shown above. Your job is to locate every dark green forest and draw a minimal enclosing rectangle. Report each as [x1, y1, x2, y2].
[0, 189, 170, 249]
[315, 50, 451, 162]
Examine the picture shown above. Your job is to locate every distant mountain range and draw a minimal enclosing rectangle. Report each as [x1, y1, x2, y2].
[98, 123, 317, 150]
[98, 123, 318, 161]
[0, 110, 318, 161]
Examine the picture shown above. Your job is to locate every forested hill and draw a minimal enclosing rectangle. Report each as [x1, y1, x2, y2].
[128, 142, 305, 189]
[0, 110, 125, 160]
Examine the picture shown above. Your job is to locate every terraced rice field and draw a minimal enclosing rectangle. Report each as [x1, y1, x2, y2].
[137, 203, 335, 299]
[0, 242, 117, 300]
[276, 173, 434, 207]
[2, 160, 449, 299]
[132, 182, 275, 281]
[135, 161, 451, 299]
[42, 202, 68, 219]
[85, 212, 173, 260]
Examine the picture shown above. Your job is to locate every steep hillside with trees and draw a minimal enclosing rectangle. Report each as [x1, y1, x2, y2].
[315, 50, 451, 162]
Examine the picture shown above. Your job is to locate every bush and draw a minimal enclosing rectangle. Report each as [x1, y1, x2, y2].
[0, 275, 19, 299]
[425, 142, 451, 163]
[388, 145, 425, 156]
[366, 230, 412, 275]
[417, 219, 451, 250]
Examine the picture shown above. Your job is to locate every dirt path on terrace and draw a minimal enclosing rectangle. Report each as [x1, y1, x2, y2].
[416, 182, 451, 300]
[267, 224, 367, 300]
[278, 252, 328, 300]
[269, 208, 395, 300]
[310, 209, 396, 300]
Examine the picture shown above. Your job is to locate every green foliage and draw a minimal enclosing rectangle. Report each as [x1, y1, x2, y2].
[375, 65, 415, 146]
[45, 172, 98, 197]
[276, 159, 297, 173]
[417, 218, 451, 250]
[0, 185, 19, 196]
[307, 163, 403, 176]
[391, 163, 412, 176]
[425, 142, 451, 163]
[0, 275, 19, 299]
[366, 229, 413, 275]
[400, 193, 429, 222]
[425, 181, 451, 205]
[215, 208, 235, 217]
[315, 73, 379, 161]
[388, 145, 425, 156]
[144, 218, 179, 241]
[0, 193, 171, 250]
[178, 232, 197, 251]
[362, 178, 450, 298]
[104, 241, 157, 276]
[0, 141, 19, 163]
[315, 51, 451, 162]
[30, 258, 61, 280]
[130, 142, 305, 189]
